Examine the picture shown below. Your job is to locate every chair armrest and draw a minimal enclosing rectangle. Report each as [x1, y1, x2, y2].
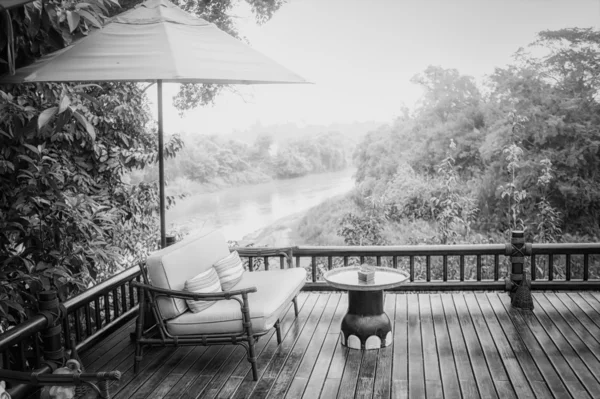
[131, 281, 257, 301]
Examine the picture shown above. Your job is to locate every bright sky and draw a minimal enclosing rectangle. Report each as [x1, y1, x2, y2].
[151, 0, 600, 136]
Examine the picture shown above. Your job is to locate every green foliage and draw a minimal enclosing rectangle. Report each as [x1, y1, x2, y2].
[133, 131, 353, 192]
[0, 81, 184, 328]
[350, 28, 600, 243]
[337, 196, 388, 246]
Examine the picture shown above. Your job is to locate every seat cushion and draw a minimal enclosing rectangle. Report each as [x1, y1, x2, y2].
[146, 231, 230, 319]
[184, 268, 222, 313]
[213, 251, 244, 290]
[166, 267, 306, 335]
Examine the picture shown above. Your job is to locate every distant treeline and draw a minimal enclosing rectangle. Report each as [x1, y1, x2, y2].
[130, 131, 355, 189]
[303, 28, 600, 247]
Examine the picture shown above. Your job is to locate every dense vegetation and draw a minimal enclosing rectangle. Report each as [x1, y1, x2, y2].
[130, 130, 354, 193]
[310, 28, 600, 247]
[0, 0, 285, 328]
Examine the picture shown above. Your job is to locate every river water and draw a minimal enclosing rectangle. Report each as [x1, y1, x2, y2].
[166, 168, 355, 241]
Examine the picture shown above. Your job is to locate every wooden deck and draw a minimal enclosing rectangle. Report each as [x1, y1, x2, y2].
[79, 292, 600, 399]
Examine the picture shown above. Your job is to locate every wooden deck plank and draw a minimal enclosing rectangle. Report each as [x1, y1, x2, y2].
[319, 378, 341, 399]
[576, 292, 600, 329]
[231, 294, 323, 399]
[81, 319, 135, 366]
[458, 294, 510, 383]
[120, 346, 195, 399]
[407, 293, 425, 399]
[265, 293, 339, 398]
[429, 294, 461, 399]
[73, 292, 600, 399]
[248, 294, 330, 398]
[320, 336, 347, 398]
[532, 294, 600, 391]
[451, 293, 498, 399]
[154, 344, 224, 399]
[300, 294, 346, 399]
[419, 294, 443, 399]
[336, 348, 363, 399]
[496, 293, 590, 399]
[480, 293, 556, 399]
[544, 294, 600, 358]
[557, 293, 600, 345]
[197, 298, 306, 399]
[391, 294, 408, 399]
[191, 347, 246, 399]
[439, 294, 478, 399]
[216, 293, 313, 399]
[355, 350, 377, 399]
[174, 346, 235, 399]
[160, 346, 215, 399]
[466, 294, 534, 399]
[372, 293, 396, 399]
[419, 294, 441, 383]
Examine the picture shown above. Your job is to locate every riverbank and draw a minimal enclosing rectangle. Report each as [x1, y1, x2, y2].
[239, 211, 306, 247]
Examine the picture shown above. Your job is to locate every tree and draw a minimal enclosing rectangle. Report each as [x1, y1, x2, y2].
[0, 0, 286, 328]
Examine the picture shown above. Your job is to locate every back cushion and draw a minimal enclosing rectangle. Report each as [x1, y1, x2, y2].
[146, 230, 230, 319]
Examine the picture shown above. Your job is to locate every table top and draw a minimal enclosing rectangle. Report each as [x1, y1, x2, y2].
[323, 266, 409, 291]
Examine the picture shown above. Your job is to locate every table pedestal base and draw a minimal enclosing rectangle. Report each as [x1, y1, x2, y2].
[340, 290, 392, 350]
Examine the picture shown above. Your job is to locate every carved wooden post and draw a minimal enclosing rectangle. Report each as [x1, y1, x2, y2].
[505, 230, 533, 309]
[38, 291, 65, 368]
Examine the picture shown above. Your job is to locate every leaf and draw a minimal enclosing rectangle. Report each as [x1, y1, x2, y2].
[72, 83, 103, 91]
[58, 94, 71, 114]
[38, 107, 58, 129]
[23, 143, 39, 154]
[66, 10, 81, 33]
[73, 111, 96, 141]
[78, 9, 102, 28]
[77, 92, 101, 107]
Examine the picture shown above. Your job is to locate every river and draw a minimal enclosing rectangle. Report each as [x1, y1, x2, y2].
[166, 168, 355, 242]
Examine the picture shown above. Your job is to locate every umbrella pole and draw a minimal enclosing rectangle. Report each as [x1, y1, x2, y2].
[157, 80, 166, 248]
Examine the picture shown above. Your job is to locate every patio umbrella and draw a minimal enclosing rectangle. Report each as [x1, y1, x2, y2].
[0, 0, 307, 247]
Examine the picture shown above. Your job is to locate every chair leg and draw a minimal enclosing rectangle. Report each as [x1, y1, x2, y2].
[247, 339, 258, 381]
[293, 296, 299, 317]
[134, 290, 145, 374]
[275, 319, 282, 344]
[134, 343, 143, 374]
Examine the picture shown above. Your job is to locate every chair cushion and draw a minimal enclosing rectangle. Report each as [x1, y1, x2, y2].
[146, 231, 230, 319]
[166, 267, 306, 335]
[213, 250, 244, 290]
[184, 268, 222, 313]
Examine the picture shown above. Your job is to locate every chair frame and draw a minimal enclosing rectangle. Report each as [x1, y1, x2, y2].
[132, 263, 299, 381]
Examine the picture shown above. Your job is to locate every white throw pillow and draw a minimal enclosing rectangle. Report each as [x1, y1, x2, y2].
[184, 267, 222, 313]
[213, 251, 245, 291]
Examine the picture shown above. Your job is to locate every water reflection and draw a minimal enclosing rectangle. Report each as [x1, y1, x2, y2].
[167, 168, 355, 240]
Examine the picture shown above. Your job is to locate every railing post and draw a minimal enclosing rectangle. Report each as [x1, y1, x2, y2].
[38, 290, 65, 369]
[505, 230, 533, 309]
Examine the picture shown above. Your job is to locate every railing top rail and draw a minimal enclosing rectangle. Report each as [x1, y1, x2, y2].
[0, 264, 140, 353]
[236, 242, 600, 257]
[291, 244, 507, 256]
[532, 243, 600, 254]
[0, 315, 47, 353]
[63, 265, 140, 311]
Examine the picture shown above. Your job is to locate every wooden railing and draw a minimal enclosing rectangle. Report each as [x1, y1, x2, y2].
[1, 238, 599, 397]
[236, 242, 600, 291]
[0, 266, 140, 397]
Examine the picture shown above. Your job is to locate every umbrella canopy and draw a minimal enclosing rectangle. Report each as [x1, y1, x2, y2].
[0, 0, 307, 247]
[1, 0, 306, 84]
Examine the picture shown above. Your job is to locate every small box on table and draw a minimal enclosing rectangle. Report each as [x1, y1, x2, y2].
[358, 265, 375, 284]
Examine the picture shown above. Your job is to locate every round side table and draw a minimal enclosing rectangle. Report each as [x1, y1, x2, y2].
[323, 266, 408, 350]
